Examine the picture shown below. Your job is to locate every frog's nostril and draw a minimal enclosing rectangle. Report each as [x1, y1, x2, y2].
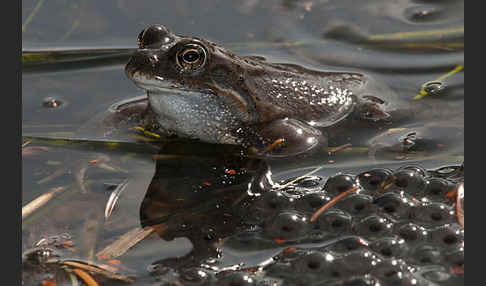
[138, 24, 172, 49]
[125, 49, 158, 76]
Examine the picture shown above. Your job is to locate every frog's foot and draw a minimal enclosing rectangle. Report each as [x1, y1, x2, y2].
[247, 118, 327, 157]
[355, 95, 392, 123]
[367, 124, 464, 160]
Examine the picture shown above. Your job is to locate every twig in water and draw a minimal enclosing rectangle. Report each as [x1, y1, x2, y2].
[277, 166, 324, 190]
[61, 260, 134, 283]
[22, 0, 46, 32]
[260, 138, 285, 155]
[456, 183, 464, 228]
[96, 225, 163, 259]
[22, 186, 67, 220]
[310, 186, 360, 222]
[72, 268, 99, 286]
[328, 143, 352, 155]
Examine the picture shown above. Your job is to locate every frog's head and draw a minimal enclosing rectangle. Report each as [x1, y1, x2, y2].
[125, 25, 256, 99]
[125, 25, 274, 144]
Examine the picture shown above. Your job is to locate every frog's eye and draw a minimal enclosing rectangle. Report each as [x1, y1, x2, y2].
[176, 43, 207, 71]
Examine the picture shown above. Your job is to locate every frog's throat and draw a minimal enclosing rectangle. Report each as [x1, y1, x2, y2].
[131, 72, 259, 123]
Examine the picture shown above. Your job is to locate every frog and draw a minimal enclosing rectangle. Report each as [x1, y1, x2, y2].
[123, 24, 414, 157]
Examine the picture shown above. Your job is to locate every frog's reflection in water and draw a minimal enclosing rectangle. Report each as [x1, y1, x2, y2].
[139, 149, 273, 269]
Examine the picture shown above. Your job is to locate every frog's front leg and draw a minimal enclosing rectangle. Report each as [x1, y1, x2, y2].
[245, 118, 328, 157]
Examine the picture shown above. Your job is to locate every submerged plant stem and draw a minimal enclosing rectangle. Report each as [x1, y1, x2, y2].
[310, 186, 360, 222]
[22, 0, 46, 32]
[277, 166, 324, 190]
[96, 225, 162, 259]
[369, 27, 464, 41]
[61, 260, 134, 283]
[22, 184, 77, 229]
[22, 186, 67, 220]
[73, 268, 99, 286]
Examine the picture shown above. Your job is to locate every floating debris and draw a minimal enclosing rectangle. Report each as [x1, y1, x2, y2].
[415, 64, 464, 100]
[104, 179, 130, 220]
[96, 226, 160, 259]
[22, 186, 67, 220]
[310, 186, 360, 222]
[61, 260, 134, 283]
[456, 183, 464, 228]
[42, 97, 64, 109]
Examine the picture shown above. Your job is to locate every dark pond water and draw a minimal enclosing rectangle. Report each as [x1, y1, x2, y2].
[22, 0, 463, 285]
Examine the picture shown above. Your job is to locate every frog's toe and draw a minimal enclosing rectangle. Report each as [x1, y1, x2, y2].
[367, 124, 463, 159]
[252, 118, 327, 157]
[355, 95, 393, 123]
[367, 130, 417, 160]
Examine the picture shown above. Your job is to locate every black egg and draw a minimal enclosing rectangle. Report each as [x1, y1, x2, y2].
[424, 178, 456, 201]
[216, 273, 256, 286]
[413, 245, 442, 265]
[391, 168, 427, 195]
[397, 165, 428, 177]
[445, 248, 464, 269]
[371, 260, 413, 285]
[336, 194, 375, 217]
[358, 168, 393, 192]
[329, 236, 368, 253]
[342, 276, 377, 286]
[315, 209, 352, 234]
[429, 225, 463, 249]
[324, 174, 357, 196]
[370, 236, 408, 258]
[353, 215, 392, 239]
[409, 202, 455, 225]
[263, 211, 308, 240]
[396, 223, 427, 243]
[337, 250, 376, 275]
[374, 192, 413, 219]
[296, 193, 328, 212]
[251, 191, 292, 219]
[291, 252, 332, 273]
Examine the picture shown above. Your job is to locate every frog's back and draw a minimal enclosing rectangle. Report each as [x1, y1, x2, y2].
[248, 61, 378, 127]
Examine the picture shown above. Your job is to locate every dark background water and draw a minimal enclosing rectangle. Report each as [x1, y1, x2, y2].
[22, 0, 463, 284]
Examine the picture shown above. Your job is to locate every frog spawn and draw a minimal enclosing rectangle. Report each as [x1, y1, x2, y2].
[141, 165, 463, 285]
[25, 164, 463, 285]
[205, 165, 464, 285]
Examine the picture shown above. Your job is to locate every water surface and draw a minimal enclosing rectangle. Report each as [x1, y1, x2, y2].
[22, 0, 463, 285]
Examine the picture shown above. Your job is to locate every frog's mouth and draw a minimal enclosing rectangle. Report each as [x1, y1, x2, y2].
[126, 70, 210, 97]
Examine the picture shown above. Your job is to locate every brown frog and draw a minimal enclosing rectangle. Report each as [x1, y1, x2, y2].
[124, 24, 412, 156]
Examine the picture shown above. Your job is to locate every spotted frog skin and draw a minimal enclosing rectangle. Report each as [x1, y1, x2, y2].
[125, 25, 409, 156]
